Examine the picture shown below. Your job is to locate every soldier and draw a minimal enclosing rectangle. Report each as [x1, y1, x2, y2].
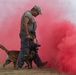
[17, 5, 47, 68]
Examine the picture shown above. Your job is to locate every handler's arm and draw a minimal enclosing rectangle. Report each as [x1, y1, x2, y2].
[23, 17, 31, 39]
[23, 17, 29, 35]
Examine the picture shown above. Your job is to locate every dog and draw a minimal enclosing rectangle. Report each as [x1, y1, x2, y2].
[0, 44, 36, 69]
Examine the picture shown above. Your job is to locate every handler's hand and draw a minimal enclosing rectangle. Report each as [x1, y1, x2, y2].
[26, 35, 31, 39]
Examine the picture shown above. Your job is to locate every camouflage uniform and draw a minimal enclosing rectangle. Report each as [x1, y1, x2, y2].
[18, 10, 41, 67]
[17, 5, 47, 68]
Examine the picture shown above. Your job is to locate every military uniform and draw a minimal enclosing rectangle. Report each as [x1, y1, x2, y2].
[17, 6, 47, 68]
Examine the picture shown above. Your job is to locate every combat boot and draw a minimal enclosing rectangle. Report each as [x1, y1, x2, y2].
[37, 61, 48, 68]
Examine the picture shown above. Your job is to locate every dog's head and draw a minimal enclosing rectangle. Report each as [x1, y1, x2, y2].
[30, 43, 41, 51]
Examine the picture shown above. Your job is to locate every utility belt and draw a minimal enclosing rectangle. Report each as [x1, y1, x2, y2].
[20, 31, 36, 39]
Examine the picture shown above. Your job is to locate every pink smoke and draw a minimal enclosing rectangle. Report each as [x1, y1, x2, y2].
[40, 20, 76, 74]
[0, 0, 76, 74]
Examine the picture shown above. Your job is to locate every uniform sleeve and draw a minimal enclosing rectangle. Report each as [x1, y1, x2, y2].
[24, 11, 32, 19]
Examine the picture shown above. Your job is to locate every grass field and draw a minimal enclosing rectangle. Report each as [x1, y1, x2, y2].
[0, 64, 66, 75]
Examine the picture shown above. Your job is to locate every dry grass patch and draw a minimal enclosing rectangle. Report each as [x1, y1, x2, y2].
[0, 64, 66, 75]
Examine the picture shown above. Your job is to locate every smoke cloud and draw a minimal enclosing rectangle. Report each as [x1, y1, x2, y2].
[0, 0, 76, 74]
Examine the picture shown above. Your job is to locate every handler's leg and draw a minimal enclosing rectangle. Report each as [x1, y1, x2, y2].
[33, 52, 48, 68]
[17, 38, 30, 68]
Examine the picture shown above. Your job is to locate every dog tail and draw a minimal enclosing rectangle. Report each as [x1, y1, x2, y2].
[0, 44, 9, 54]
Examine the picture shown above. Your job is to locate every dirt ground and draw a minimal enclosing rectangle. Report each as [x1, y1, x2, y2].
[0, 64, 66, 75]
